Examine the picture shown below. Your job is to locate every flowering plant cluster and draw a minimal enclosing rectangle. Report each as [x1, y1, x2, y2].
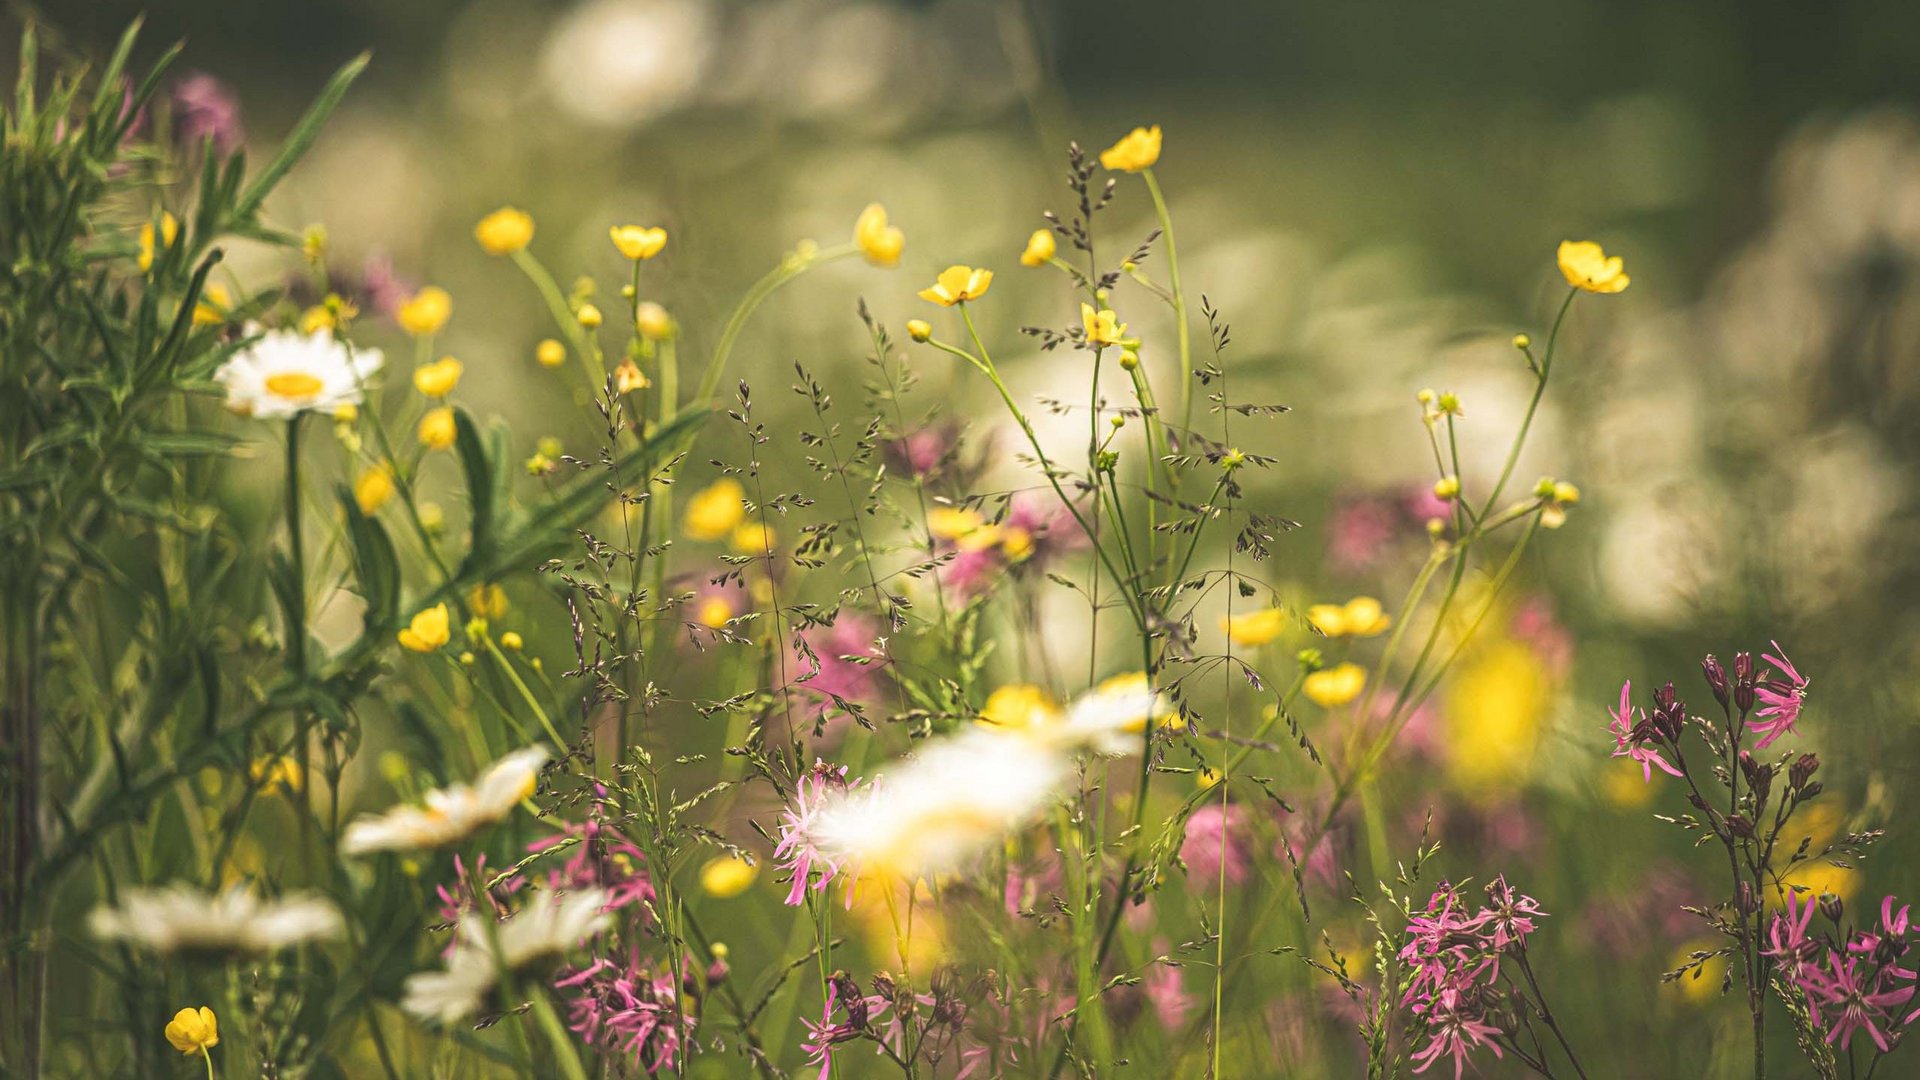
[18, 14, 1905, 1080]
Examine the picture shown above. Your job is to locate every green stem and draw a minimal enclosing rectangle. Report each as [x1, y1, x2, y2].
[510, 248, 603, 389]
[1141, 169, 1192, 437]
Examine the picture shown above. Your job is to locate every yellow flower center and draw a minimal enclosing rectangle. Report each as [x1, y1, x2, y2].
[264, 371, 326, 401]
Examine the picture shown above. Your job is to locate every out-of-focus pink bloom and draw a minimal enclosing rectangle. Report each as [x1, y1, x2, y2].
[1749, 640, 1808, 749]
[1404, 482, 1452, 524]
[528, 803, 655, 916]
[1510, 594, 1575, 680]
[1181, 803, 1252, 886]
[786, 612, 885, 716]
[1143, 942, 1193, 1030]
[773, 760, 853, 907]
[938, 491, 1088, 597]
[1004, 853, 1064, 916]
[431, 854, 525, 954]
[170, 72, 245, 155]
[1585, 864, 1700, 957]
[358, 252, 414, 319]
[1326, 494, 1400, 573]
[1607, 680, 1681, 782]
[556, 949, 687, 1073]
[885, 420, 967, 478]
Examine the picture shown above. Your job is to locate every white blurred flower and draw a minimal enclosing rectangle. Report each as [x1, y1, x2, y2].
[812, 730, 1068, 881]
[541, 0, 714, 127]
[214, 327, 382, 419]
[403, 887, 610, 1024]
[89, 885, 343, 955]
[341, 745, 550, 856]
[1048, 672, 1178, 756]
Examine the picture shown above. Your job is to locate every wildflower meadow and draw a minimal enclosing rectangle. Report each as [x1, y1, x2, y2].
[6, 5, 1920, 1078]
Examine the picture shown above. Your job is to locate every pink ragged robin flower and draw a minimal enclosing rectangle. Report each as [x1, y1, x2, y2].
[555, 949, 687, 1073]
[773, 760, 854, 907]
[1608, 680, 1682, 782]
[1180, 803, 1252, 886]
[1748, 640, 1808, 749]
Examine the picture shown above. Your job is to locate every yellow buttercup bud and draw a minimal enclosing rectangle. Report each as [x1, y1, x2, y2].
[906, 319, 932, 343]
[412, 356, 463, 399]
[353, 465, 395, 515]
[469, 583, 509, 619]
[853, 203, 905, 268]
[418, 407, 457, 450]
[1552, 482, 1581, 505]
[1119, 349, 1139, 370]
[1512, 333, 1532, 350]
[700, 854, 759, 898]
[1433, 475, 1461, 501]
[500, 631, 523, 651]
[475, 207, 534, 256]
[536, 338, 566, 369]
[635, 301, 673, 341]
[397, 286, 453, 337]
[576, 303, 603, 329]
[1020, 228, 1056, 267]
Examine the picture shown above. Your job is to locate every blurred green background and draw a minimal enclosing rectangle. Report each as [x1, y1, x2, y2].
[15, 0, 1920, 1073]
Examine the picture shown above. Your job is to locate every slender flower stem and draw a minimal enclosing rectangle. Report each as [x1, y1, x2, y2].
[1141, 169, 1192, 436]
[201, 1046, 215, 1080]
[510, 248, 603, 389]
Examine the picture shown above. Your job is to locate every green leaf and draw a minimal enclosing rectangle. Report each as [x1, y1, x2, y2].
[453, 407, 496, 575]
[233, 52, 370, 221]
[338, 485, 401, 637]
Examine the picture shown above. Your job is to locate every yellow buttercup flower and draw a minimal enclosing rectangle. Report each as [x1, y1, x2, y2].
[695, 594, 735, 629]
[918, 265, 992, 306]
[1081, 303, 1126, 346]
[700, 854, 759, 898]
[1307, 597, 1392, 639]
[614, 359, 650, 395]
[1303, 662, 1366, 707]
[1666, 940, 1727, 1005]
[684, 479, 747, 540]
[853, 203, 905, 268]
[298, 305, 336, 335]
[474, 207, 534, 256]
[353, 465, 395, 515]
[1000, 526, 1033, 562]
[576, 303, 604, 330]
[730, 522, 776, 554]
[165, 1006, 218, 1055]
[397, 604, 452, 653]
[249, 755, 303, 795]
[1557, 240, 1629, 294]
[138, 212, 179, 273]
[192, 283, 232, 326]
[396, 286, 453, 337]
[1099, 125, 1162, 172]
[417, 406, 457, 450]
[535, 339, 566, 369]
[1020, 228, 1056, 268]
[468, 583, 509, 620]
[978, 684, 1062, 732]
[1223, 607, 1286, 647]
[500, 631, 524, 651]
[412, 356, 463, 399]
[927, 506, 984, 540]
[610, 224, 668, 261]
[1442, 640, 1549, 797]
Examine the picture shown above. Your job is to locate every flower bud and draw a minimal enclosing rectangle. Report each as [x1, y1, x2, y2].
[1736, 880, 1758, 915]
[1820, 893, 1845, 923]
[1702, 654, 1730, 707]
[1790, 753, 1820, 790]
[1433, 475, 1461, 501]
[1726, 813, 1754, 839]
[1416, 388, 1437, 405]
[576, 303, 604, 329]
[1512, 333, 1531, 350]
[906, 319, 932, 343]
[1118, 349, 1140, 370]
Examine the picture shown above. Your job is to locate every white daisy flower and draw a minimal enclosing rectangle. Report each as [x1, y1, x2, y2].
[213, 326, 383, 418]
[812, 730, 1070, 881]
[341, 745, 550, 856]
[1048, 672, 1177, 756]
[402, 887, 610, 1024]
[88, 885, 344, 955]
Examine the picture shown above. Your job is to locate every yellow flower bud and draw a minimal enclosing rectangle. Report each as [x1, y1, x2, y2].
[458, 650, 475, 666]
[397, 286, 453, 337]
[412, 356, 463, 399]
[635, 301, 674, 341]
[1512, 332, 1532, 350]
[500, 631, 524, 651]
[1552, 481, 1581, 505]
[1303, 662, 1367, 708]
[853, 203, 905, 268]
[1020, 228, 1056, 267]
[1433, 475, 1461, 501]
[353, 465, 395, 515]
[576, 303, 603, 329]
[906, 319, 932, 343]
[138, 212, 180, 273]
[475, 206, 534, 256]
[700, 854, 759, 898]
[536, 338, 567, 369]
[418, 407, 457, 450]
[1119, 349, 1140, 370]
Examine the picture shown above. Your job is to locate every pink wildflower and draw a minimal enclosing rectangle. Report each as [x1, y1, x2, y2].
[1607, 680, 1681, 782]
[1748, 640, 1808, 749]
[1142, 945, 1194, 1030]
[555, 949, 688, 1073]
[773, 760, 853, 906]
[1180, 803, 1252, 886]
